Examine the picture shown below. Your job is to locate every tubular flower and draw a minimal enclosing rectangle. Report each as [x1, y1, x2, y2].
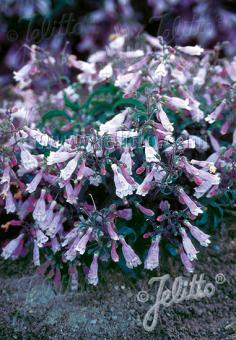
[33, 189, 47, 223]
[184, 221, 211, 247]
[178, 188, 203, 216]
[144, 235, 161, 270]
[87, 253, 99, 286]
[120, 236, 141, 269]
[111, 164, 134, 199]
[180, 228, 198, 261]
[1, 234, 24, 260]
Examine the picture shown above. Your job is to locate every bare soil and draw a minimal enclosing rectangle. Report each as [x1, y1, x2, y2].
[0, 238, 235, 340]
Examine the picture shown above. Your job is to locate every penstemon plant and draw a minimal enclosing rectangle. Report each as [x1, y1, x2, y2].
[0, 34, 235, 288]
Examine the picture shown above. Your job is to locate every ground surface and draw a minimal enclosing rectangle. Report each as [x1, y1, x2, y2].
[0, 238, 235, 340]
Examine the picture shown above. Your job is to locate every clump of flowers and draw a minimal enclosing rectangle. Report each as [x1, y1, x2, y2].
[0, 33, 235, 288]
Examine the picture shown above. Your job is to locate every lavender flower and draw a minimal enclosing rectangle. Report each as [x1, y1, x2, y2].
[144, 235, 161, 270]
[180, 228, 198, 261]
[180, 247, 194, 273]
[120, 236, 141, 269]
[87, 253, 99, 286]
[75, 228, 93, 255]
[111, 164, 134, 199]
[33, 189, 46, 223]
[178, 188, 203, 216]
[184, 221, 211, 247]
[26, 170, 43, 193]
[33, 240, 40, 266]
[1, 234, 24, 260]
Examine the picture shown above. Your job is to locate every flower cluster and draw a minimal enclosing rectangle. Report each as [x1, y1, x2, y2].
[1, 0, 236, 88]
[0, 33, 235, 288]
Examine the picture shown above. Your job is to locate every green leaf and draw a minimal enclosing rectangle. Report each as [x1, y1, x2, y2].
[41, 110, 72, 124]
[64, 94, 80, 111]
[83, 84, 120, 108]
[112, 98, 145, 112]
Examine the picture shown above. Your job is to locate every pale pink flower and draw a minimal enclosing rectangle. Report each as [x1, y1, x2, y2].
[120, 149, 133, 175]
[5, 190, 16, 214]
[0, 165, 10, 185]
[88, 50, 106, 63]
[144, 235, 161, 270]
[224, 59, 236, 82]
[208, 134, 220, 152]
[33, 189, 46, 222]
[120, 237, 141, 269]
[77, 161, 94, 180]
[145, 142, 159, 163]
[69, 266, 78, 291]
[180, 228, 198, 261]
[106, 221, 119, 240]
[123, 72, 142, 97]
[171, 67, 187, 84]
[88, 253, 99, 286]
[68, 55, 96, 74]
[99, 110, 127, 136]
[182, 139, 196, 150]
[115, 72, 141, 97]
[205, 100, 226, 124]
[154, 165, 166, 184]
[136, 203, 155, 216]
[190, 159, 215, 168]
[60, 154, 80, 181]
[17, 196, 35, 220]
[62, 229, 80, 247]
[154, 63, 168, 79]
[36, 229, 49, 248]
[1, 234, 24, 259]
[33, 240, 40, 266]
[178, 45, 204, 56]
[24, 126, 60, 148]
[156, 105, 174, 132]
[13, 64, 35, 89]
[164, 96, 191, 111]
[189, 135, 209, 152]
[40, 200, 57, 231]
[127, 56, 149, 72]
[98, 63, 113, 81]
[175, 88, 203, 120]
[136, 166, 156, 196]
[120, 164, 138, 189]
[144, 33, 162, 49]
[233, 129, 236, 145]
[47, 151, 76, 165]
[206, 185, 219, 198]
[51, 237, 61, 253]
[20, 146, 38, 171]
[194, 182, 213, 199]
[111, 241, 119, 262]
[65, 182, 82, 204]
[118, 50, 144, 58]
[75, 227, 93, 255]
[180, 247, 194, 273]
[184, 221, 211, 247]
[116, 208, 132, 220]
[178, 188, 203, 216]
[108, 35, 125, 50]
[64, 233, 83, 261]
[220, 120, 230, 135]
[111, 164, 134, 199]
[193, 62, 209, 86]
[26, 170, 43, 193]
[46, 209, 64, 238]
